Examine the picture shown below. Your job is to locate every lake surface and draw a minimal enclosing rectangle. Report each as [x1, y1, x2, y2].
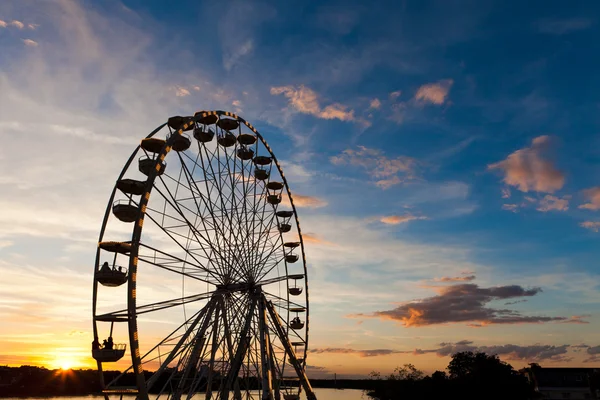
[4, 389, 372, 400]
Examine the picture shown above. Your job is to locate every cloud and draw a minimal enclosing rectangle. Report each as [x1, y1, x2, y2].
[10, 20, 25, 29]
[270, 85, 355, 122]
[310, 347, 406, 357]
[292, 194, 328, 208]
[173, 86, 191, 97]
[330, 146, 418, 189]
[302, 233, 332, 246]
[319, 103, 355, 121]
[580, 187, 600, 210]
[416, 341, 571, 362]
[223, 39, 253, 71]
[369, 98, 381, 109]
[536, 18, 593, 35]
[536, 195, 569, 212]
[562, 315, 590, 325]
[414, 79, 453, 105]
[0, 20, 7, 28]
[502, 204, 519, 213]
[501, 188, 511, 199]
[580, 221, 600, 232]
[389, 90, 401, 100]
[360, 283, 569, 327]
[22, 39, 38, 47]
[28, 23, 39, 30]
[380, 214, 426, 225]
[488, 135, 564, 193]
[434, 275, 476, 282]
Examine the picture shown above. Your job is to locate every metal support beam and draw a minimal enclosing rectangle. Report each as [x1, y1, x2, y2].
[220, 294, 258, 399]
[146, 298, 214, 390]
[172, 300, 216, 400]
[264, 298, 316, 400]
[259, 297, 274, 400]
[203, 299, 221, 400]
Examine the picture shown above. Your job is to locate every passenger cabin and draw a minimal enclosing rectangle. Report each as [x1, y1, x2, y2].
[217, 118, 240, 131]
[92, 344, 127, 362]
[116, 179, 146, 196]
[267, 194, 282, 205]
[167, 133, 191, 152]
[141, 138, 166, 153]
[112, 200, 139, 223]
[290, 318, 304, 330]
[217, 132, 237, 147]
[253, 156, 272, 166]
[289, 287, 302, 296]
[277, 210, 293, 233]
[139, 156, 166, 176]
[194, 127, 215, 143]
[195, 112, 218, 126]
[238, 134, 256, 145]
[254, 168, 269, 181]
[168, 116, 194, 131]
[285, 254, 299, 263]
[237, 147, 254, 160]
[96, 262, 127, 287]
[99, 241, 132, 255]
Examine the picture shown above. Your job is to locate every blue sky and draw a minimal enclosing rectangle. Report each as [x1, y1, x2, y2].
[1, 0, 600, 376]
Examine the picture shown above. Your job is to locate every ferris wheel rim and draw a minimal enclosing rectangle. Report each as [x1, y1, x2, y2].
[92, 110, 312, 399]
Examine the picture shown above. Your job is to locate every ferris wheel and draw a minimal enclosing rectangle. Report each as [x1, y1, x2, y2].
[91, 111, 316, 400]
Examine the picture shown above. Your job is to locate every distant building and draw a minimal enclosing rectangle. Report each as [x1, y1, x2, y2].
[521, 364, 599, 399]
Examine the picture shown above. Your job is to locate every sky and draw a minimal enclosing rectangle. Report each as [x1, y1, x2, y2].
[1, 0, 600, 378]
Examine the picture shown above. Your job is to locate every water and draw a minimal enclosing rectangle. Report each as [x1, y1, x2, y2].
[4, 389, 371, 400]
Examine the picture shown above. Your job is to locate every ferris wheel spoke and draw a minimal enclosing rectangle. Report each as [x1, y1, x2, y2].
[176, 150, 235, 279]
[136, 255, 217, 286]
[197, 142, 243, 282]
[141, 193, 225, 282]
[151, 178, 230, 276]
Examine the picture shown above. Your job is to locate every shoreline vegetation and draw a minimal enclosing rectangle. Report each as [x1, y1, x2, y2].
[0, 352, 533, 399]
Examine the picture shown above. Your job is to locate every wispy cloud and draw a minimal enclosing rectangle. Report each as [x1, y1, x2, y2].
[488, 135, 564, 193]
[415, 341, 571, 362]
[580, 187, 600, 210]
[22, 39, 38, 47]
[356, 283, 572, 327]
[380, 214, 426, 225]
[10, 20, 25, 29]
[310, 348, 406, 357]
[580, 221, 600, 232]
[414, 79, 454, 105]
[173, 86, 191, 97]
[330, 146, 418, 189]
[536, 17, 593, 35]
[292, 194, 328, 208]
[369, 98, 381, 109]
[0, 20, 7, 28]
[433, 275, 476, 282]
[270, 85, 355, 122]
[536, 195, 570, 212]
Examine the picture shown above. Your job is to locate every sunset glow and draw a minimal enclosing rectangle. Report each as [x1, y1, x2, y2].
[2, 0, 600, 382]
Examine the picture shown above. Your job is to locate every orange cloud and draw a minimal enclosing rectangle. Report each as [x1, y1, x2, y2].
[369, 98, 381, 109]
[488, 135, 564, 193]
[331, 146, 418, 189]
[380, 214, 426, 225]
[580, 221, 600, 232]
[537, 195, 569, 212]
[302, 233, 333, 246]
[291, 194, 327, 208]
[270, 85, 355, 122]
[0, 20, 7, 28]
[580, 187, 600, 210]
[414, 79, 454, 105]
